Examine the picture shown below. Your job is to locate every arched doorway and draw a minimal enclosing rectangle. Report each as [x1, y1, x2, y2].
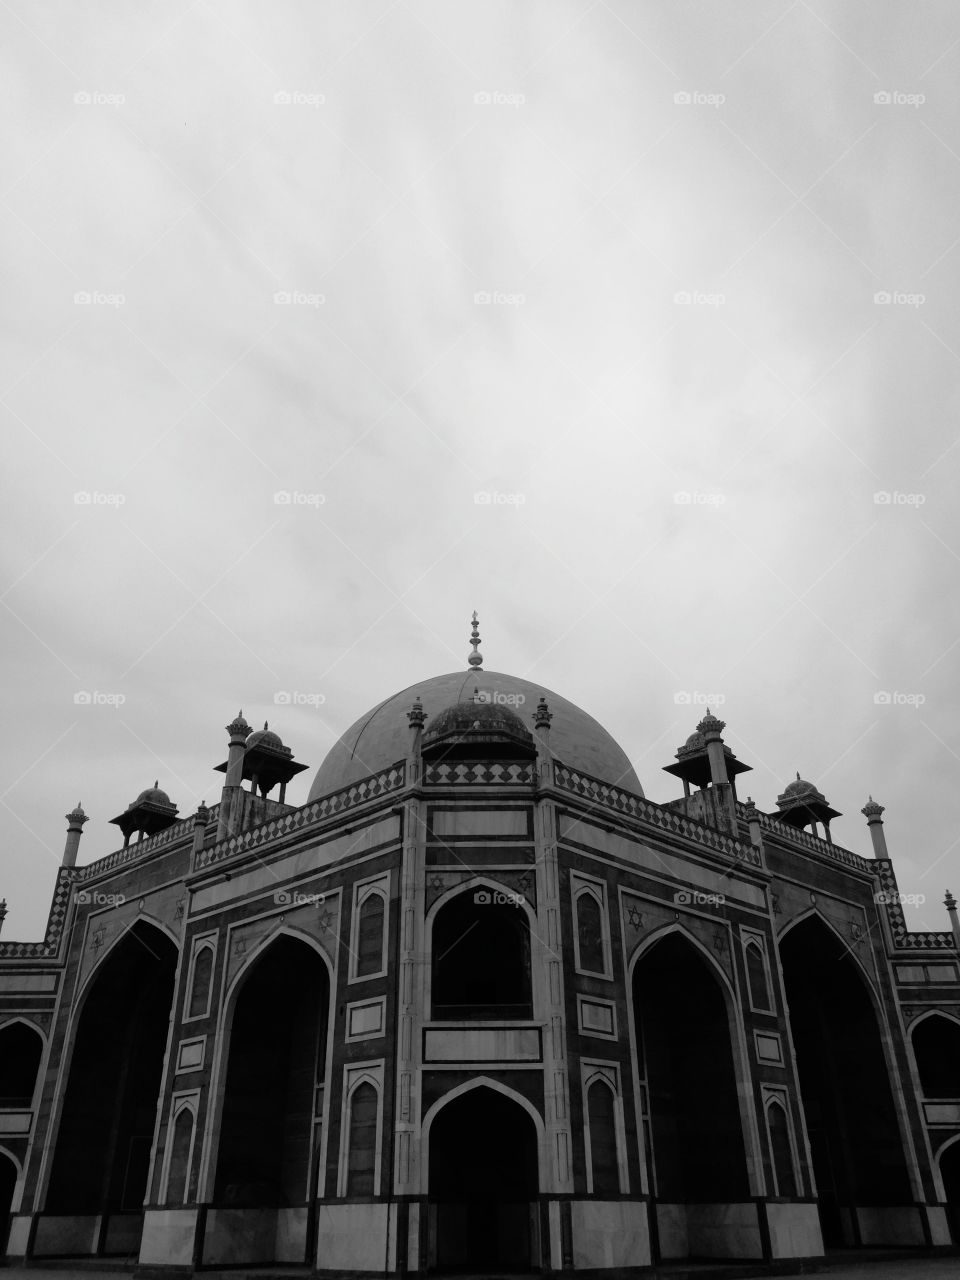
[428, 1085, 539, 1271]
[46, 920, 177, 1235]
[210, 935, 329, 1265]
[912, 1015, 960, 1098]
[432, 889, 532, 1021]
[0, 1021, 43, 1108]
[632, 932, 750, 1259]
[939, 1140, 960, 1244]
[779, 916, 911, 1247]
[0, 1151, 18, 1254]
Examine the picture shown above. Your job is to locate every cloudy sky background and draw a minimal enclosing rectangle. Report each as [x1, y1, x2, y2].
[2, 0, 959, 938]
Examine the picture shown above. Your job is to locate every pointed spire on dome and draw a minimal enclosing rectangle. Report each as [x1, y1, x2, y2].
[468, 610, 483, 670]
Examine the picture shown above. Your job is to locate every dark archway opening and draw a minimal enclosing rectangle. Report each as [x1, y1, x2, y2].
[46, 921, 177, 1221]
[0, 1022, 43, 1108]
[214, 936, 328, 1216]
[913, 1016, 960, 1098]
[780, 918, 911, 1248]
[940, 1142, 960, 1245]
[0, 1152, 17, 1255]
[428, 1087, 539, 1272]
[432, 890, 532, 1021]
[633, 933, 750, 1229]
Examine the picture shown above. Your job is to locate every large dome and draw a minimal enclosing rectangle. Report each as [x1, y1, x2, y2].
[309, 669, 643, 800]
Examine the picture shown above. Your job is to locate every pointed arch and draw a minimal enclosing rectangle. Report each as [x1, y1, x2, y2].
[778, 912, 917, 1245]
[935, 1131, 960, 1168]
[197, 923, 335, 1204]
[427, 879, 535, 1022]
[74, 913, 179, 1007]
[777, 907, 876, 994]
[422, 1077, 543, 1268]
[0, 1015, 48, 1046]
[43, 918, 178, 1215]
[910, 1007, 960, 1033]
[205, 928, 331, 1222]
[627, 920, 737, 1004]
[426, 875, 538, 932]
[0, 1018, 45, 1109]
[221, 922, 335, 1013]
[583, 1071, 626, 1195]
[910, 1011, 960, 1098]
[630, 923, 759, 1222]
[421, 1075, 545, 1189]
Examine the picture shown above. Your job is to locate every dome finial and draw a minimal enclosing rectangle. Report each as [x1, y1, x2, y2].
[468, 610, 483, 670]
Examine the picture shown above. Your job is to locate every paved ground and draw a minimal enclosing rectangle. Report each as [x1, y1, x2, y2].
[2, 1260, 959, 1279]
[822, 1263, 959, 1279]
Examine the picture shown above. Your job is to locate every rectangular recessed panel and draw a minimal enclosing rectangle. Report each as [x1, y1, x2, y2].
[176, 1039, 204, 1071]
[423, 1026, 541, 1062]
[925, 964, 959, 983]
[0, 974, 58, 993]
[0, 1112, 32, 1134]
[578, 996, 616, 1038]
[755, 1032, 783, 1064]
[429, 809, 529, 837]
[348, 999, 385, 1039]
[925, 1102, 960, 1124]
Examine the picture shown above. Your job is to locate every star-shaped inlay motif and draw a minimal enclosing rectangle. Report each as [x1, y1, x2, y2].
[91, 925, 106, 954]
[626, 906, 644, 930]
[174, 898, 185, 921]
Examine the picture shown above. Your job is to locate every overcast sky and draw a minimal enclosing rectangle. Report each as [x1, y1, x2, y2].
[2, 0, 959, 939]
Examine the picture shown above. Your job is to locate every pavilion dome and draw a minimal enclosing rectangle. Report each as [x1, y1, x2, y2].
[308, 669, 643, 800]
[781, 774, 819, 801]
[425, 698, 533, 746]
[131, 783, 175, 809]
[246, 722, 286, 752]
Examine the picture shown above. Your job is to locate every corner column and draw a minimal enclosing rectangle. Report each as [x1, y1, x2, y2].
[393, 700, 428, 1273]
[532, 699, 574, 1273]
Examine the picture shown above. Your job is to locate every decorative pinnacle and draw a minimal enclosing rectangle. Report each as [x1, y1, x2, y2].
[696, 709, 726, 737]
[195, 800, 210, 823]
[65, 803, 88, 828]
[407, 696, 427, 729]
[742, 796, 760, 819]
[534, 697, 553, 730]
[861, 795, 885, 820]
[226, 710, 250, 739]
[945, 890, 957, 912]
[468, 610, 483, 669]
